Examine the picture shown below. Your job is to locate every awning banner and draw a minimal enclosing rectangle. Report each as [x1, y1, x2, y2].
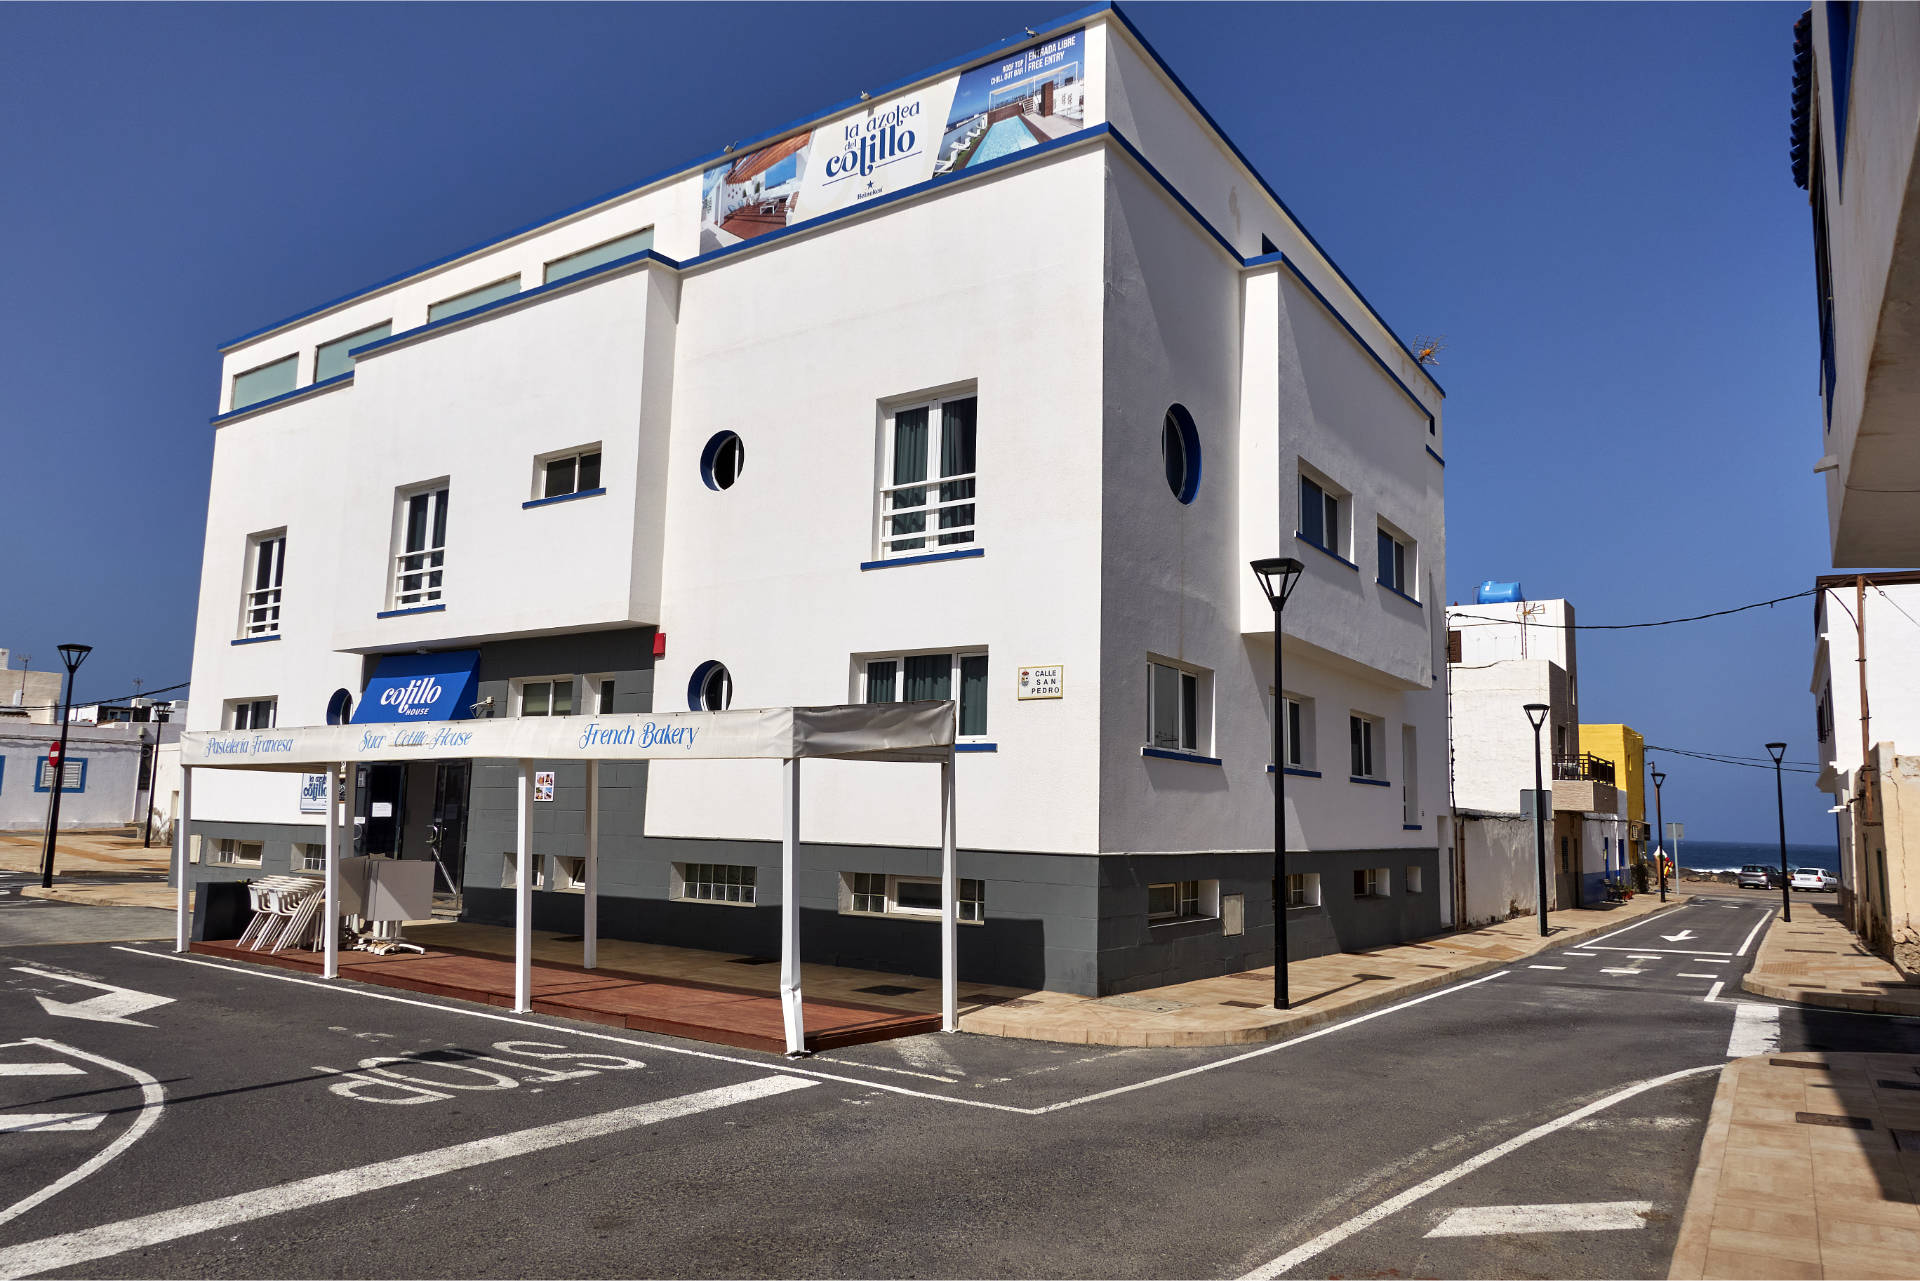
[352, 651, 481, 724]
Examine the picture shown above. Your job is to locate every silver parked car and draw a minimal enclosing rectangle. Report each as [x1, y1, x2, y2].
[1736, 864, 1779, 890]
[1790, 867, 1838, 892]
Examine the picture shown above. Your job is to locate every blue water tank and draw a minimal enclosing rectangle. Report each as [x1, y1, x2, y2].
[1475, 580, 1525, 604]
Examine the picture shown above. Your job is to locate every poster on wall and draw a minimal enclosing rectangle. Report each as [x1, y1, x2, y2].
[298, 773, 329, 813]
[534, 771, 555, 803]
[698, 27, 1088, 254]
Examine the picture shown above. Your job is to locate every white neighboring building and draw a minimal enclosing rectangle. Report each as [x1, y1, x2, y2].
[183, 7, 1450, 996]
[1812, 572, 1920, 967]
[1446, 595, 1619, 922]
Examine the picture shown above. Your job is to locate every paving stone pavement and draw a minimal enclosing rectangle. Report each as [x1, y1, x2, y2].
[1742, 899, 1920, 1017]
[1668, 1052, 1920, 1280]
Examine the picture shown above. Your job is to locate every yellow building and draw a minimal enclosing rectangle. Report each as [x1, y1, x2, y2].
[1580, 724, 1647, 867]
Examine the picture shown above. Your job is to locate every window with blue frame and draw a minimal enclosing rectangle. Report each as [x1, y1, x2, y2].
[34, 756, 86, 793]
[1828, 2, 1858, 184]
[1377, 525, 1412, 597]
[861, 651, 988, 736]
[1299, 473, 1344, 557]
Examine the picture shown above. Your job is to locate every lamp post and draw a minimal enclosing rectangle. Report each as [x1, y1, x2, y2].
[1767, 742, 1790, 923]
[1650, 763, 1667, 902]
[1524, 702, 1551, 936]
[39, 643, 93, 889]
[1251, 556, 1305, 1009]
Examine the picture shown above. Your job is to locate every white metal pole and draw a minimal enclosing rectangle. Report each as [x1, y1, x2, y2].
[173, 766, 192, 953]
[323, 764, 341, 979]
[515, 760, 534, 1013]
[941, 756, 957, 1033]
[780, 756, 805, 1056]
[584, 760, 599, 971]
[341, 764, 359, 952]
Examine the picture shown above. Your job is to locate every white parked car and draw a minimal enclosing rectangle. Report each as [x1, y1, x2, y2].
[1790, 868, 1838, 892]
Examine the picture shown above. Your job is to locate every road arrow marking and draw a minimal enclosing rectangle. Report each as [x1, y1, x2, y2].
[1427, 1200, 1654, 1237]
[1661, 930, 1698, 942]
[12, 969, 173, 1027]
[0, 1114, 105, 1135]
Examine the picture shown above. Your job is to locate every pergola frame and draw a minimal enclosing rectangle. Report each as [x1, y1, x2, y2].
[173, 702, 959, 1055]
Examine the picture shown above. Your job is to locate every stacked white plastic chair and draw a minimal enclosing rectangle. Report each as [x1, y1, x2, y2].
[237, 875, 327, 953]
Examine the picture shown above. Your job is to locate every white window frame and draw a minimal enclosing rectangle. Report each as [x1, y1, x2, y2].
[314, 321, 391, 382]
[226, 698, 277, 730]
[840, 872, 985, 924]
[391, 481, 450, 609]
[556, 857, 587, 893]
[875, 389, 978, 559]
[299, 843, 327, 872]
[583, 673, 618, 716]
[210, 839, 264, 867]
[1376, 518, 1416, 598]
[1349, 713, 1382, 780]
[542, 228, 655, 285]
[1147, 658, 1210, 755]
[1285, 872, 1321, 908]
[857, 650, 989, 739]
[1270, 688, 1314, 769]
[1354, 866, 1391, 899]
[501, 852, 545, 890]
[1298, 465, 1350, 560]
[514, 675, 576, 718]
[240, 531, 286, 638]
[1406, 865, 1424, 894]
[1147, 878, 1220, 925]
[672, 862, 759, 907]
[534, 443, 603, 500]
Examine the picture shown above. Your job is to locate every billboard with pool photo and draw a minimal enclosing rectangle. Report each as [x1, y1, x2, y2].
[936, 28, 1087, 175]
[697, 26, 1090, 252]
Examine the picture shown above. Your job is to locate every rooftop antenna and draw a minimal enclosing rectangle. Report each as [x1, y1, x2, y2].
[1411, 334, 1447, 366]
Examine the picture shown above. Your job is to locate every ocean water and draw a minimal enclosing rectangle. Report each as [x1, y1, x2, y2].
[1670, 838, 1839, 875]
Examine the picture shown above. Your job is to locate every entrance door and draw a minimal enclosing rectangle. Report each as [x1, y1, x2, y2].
[426, 761, 470, 898]
[358, 764, 407, 856]
[1554, 822, 1579, 910]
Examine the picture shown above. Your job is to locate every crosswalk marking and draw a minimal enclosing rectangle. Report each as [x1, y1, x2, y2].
[0, 1114, 106, 1134]
[1727, 1003, 1781, 1058]
[1427, 1200, 1654, 1237]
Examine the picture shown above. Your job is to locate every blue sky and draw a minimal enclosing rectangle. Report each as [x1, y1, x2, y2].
[0, 2, 1836, 843]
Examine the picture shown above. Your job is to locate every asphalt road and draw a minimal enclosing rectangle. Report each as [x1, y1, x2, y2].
[0, 872, 173, 948]
[1, 891, 1915, 1279]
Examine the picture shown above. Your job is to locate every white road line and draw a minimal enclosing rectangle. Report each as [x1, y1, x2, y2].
[0, 1115, 105, 1134]
[0, 1064, 83, 1077]
[0, 1075, 815, 1280]
[0, 1040, 165, 1232]
[893, 1035, 966, 1077]
[1584, 946, 1733, 956]
[1237, 1063, 1722, 1279]
[119, 945, 1509, 1118]
[1425, 1200, 1654, 1237]
[1599, 969, 1643, 976]
[1678, 973, 1718, 980]
[1563, 952, 1597, 958]
[1578, 905, 1695, 949]
[1734, 911, 1772, 958]
[812, 1057, 961, 1084]
[1727, 1003, 1781, 1058]
[1627, 954, 1661, 961]
[1704, 982, 1724, 1004]
[1528, 965, 1564, 971]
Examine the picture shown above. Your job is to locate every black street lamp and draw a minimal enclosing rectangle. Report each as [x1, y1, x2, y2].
[1767, 742, 1790, 923]
[39, 643, 93, 889]
[1649, 762, 1667, 902]
[1251, 556, 1305, 1009]
[1524, 703, 1551, 936]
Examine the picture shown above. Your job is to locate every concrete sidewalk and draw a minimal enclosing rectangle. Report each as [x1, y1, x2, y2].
[0, 828, 171, 878]
[1668, 1052, 1920, 1279]
[1742, 900, 1920, 1017]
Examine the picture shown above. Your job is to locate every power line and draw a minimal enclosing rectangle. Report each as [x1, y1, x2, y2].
[3, 679, 191, 714]
[1448, 588, 1817, 631]
[1646, 743, 1821, 774]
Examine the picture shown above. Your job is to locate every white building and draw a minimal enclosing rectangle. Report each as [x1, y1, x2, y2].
[1793, 6, 1920, 566]
[1445, 594, 1622, 923]
[183, 7, 1449, 996]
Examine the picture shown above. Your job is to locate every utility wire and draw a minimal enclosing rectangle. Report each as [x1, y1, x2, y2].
[1646, 743, 1821, 774]
[1448, 588, 1817, 631]
[3, 678, 191, 715]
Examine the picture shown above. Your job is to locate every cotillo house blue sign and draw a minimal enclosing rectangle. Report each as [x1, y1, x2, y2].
[352, 651, 481, 724]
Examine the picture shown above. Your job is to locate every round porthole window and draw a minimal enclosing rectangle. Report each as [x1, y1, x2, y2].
[1162, 404, 1201, 504]
[326, 688, 354, 726]
[700, 431, 745, 491]
[688, 660, 733, 711]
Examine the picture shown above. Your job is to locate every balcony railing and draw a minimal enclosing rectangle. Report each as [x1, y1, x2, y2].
[394, 548, 445, 609]
[244, 585, 282, 636]
[877, 473, 976, 558]
[1553, 753, 1616, 786]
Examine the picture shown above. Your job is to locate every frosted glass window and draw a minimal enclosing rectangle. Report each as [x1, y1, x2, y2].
[543, 229, 655, 284]
[231, 356, 297, 410]
[315, 322, 392, 381]
[428, 276, 520, 323]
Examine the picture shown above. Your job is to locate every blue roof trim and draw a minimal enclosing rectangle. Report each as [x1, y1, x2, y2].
[1403, 823, 1423, 831]
[953, 742, 999, 753]
[1425, 444, 1445, 468]
[1142, 746, 1223, 766]
[1105, 2, 1443, 398]
[860, 547, 986, 571]
[1274, 256, 1436, 430]
[210, 372, 353, 426]
[217, 6, 1109, 352]
[522, 487, 606, 510]
[1104, 127, 1240, 261]
[375, 604, 446, 620]
[230, 635, 282, 646]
